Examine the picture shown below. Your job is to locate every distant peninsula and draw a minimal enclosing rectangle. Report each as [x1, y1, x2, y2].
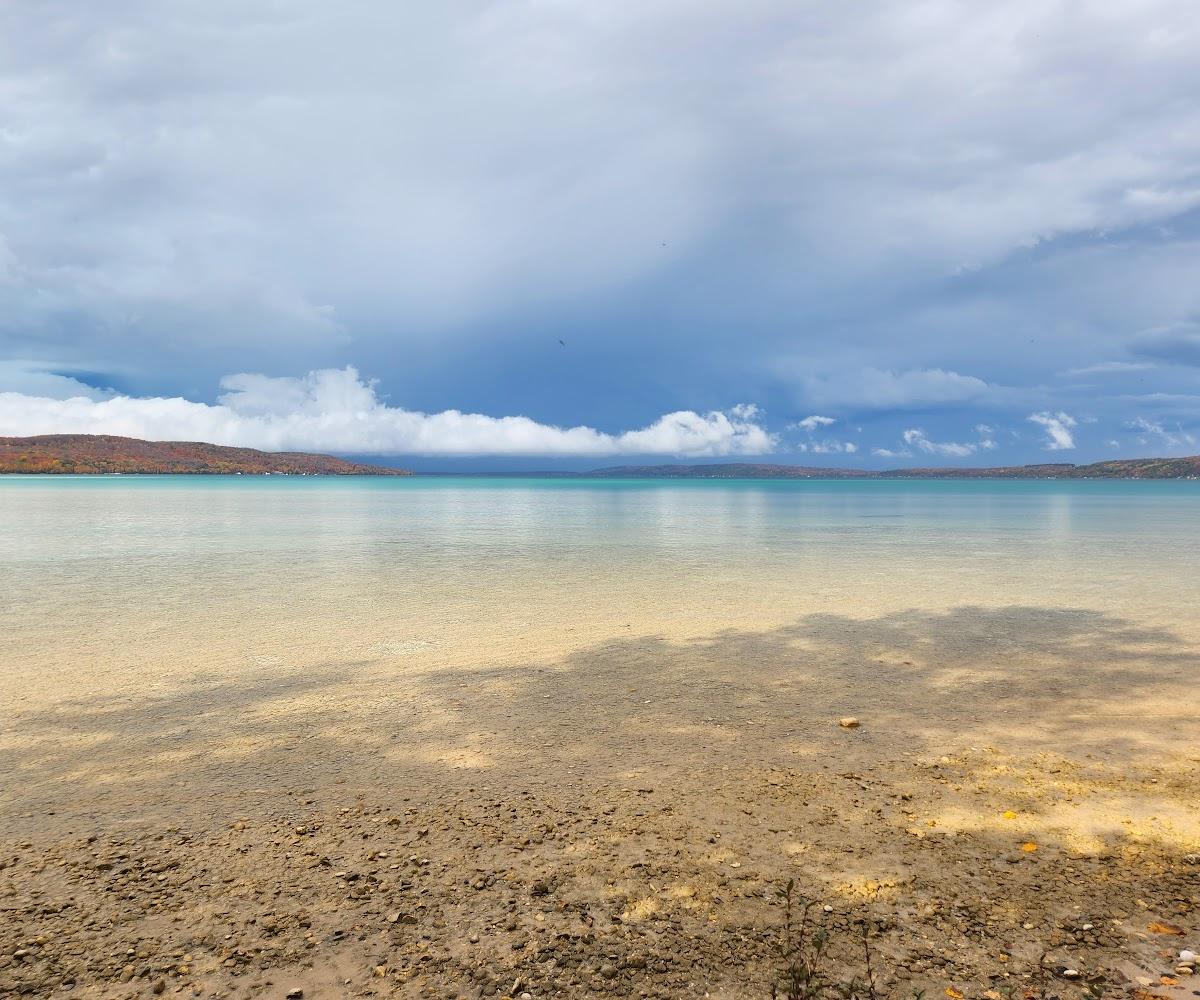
[2, 435, 1198, 478]
[0, 435, 412, 476]
[586, 458, 1200, 480]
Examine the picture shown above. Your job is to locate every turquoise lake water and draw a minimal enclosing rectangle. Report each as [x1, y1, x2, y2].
[2, 476, 1198, 700]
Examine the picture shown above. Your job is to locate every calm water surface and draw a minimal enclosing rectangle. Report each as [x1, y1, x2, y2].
[2, 476, 1198, 698]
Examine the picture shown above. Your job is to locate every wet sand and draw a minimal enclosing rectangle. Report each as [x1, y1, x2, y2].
[3, 605, 1198, 999]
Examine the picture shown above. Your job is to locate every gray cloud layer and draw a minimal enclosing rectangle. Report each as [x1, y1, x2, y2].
[2, 2, 1199, 459]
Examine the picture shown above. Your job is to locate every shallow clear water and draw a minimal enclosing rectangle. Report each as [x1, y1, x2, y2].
[2, 476, 1198, 702]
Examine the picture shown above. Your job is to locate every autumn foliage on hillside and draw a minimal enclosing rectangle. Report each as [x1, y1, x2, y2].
[589, 457, 1200, 479]
[0, 435, 411, 475]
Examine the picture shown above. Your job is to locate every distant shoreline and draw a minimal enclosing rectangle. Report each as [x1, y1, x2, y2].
[1, 434, 1199, 478]
[5, 470, 1199, 483]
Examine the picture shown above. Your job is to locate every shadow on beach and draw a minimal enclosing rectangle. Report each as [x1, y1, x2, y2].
[4, 603, 1196, 817]
[2, 605, 1197, 997]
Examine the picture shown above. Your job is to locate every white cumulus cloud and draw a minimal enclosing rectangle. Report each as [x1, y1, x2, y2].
[789, 413, 857, 454]
[901, 428, 977, 458]
[974, 424, 998, 450]
[1028, 411, 1077, 450]
[0, 367, 776, 458]
[793, 414, 836, 431]
[798, 439, 858, 454]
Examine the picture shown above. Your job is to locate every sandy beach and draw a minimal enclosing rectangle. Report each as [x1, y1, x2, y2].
[3, 600, 1198, 999]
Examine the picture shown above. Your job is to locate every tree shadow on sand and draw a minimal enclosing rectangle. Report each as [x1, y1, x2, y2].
[3, 603, 1196, 838]
[2, 605, 1198, 999]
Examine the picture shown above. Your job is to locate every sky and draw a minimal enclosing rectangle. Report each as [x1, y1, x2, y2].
[1, 1, 1199, 469]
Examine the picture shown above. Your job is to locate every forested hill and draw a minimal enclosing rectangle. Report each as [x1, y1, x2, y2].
[587, 457, 1200, 479]
[0, 435, 411, 475]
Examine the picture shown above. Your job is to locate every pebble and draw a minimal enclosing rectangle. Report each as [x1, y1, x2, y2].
[5, 733, 1194, 1000]
[839, 717, 861, 729]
